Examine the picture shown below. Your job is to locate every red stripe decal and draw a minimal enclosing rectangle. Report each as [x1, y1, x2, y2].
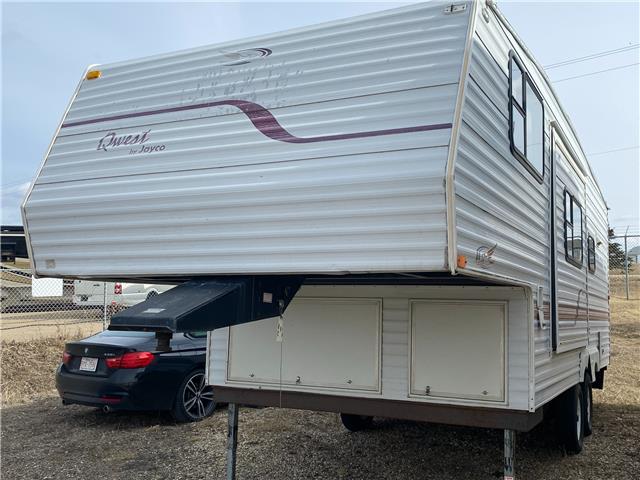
[61, 99, 452, 143]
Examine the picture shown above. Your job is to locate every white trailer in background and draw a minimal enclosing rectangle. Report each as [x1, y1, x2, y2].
[22, 1, 610, 478]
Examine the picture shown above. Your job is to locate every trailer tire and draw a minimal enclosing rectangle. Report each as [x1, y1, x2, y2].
[556, 384, 584, 454]
[582, 371, 593, 437]
[340, 413, 373, 432]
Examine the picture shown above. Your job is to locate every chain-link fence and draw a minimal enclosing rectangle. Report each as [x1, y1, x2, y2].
[1, 260, 176, 341]
[0, 264, 110, 341]
[609, 234, 640, 301]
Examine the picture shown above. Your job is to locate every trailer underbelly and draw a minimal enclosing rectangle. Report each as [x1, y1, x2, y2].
[215, 386, 543, 432]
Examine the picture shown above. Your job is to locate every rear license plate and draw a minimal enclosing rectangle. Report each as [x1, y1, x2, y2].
[79, 357, 98, 372]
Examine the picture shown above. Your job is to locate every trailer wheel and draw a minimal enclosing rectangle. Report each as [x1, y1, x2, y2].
[340, 413, 373, 432]
[582, 371, 593, 437]
[556, 384, 584, 454]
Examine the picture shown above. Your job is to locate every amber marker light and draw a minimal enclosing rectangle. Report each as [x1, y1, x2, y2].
[457, 255, 467, 268]
[86, 70, 101, 80]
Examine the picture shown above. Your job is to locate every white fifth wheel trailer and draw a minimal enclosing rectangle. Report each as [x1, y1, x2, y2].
[22, 1, 610, 478]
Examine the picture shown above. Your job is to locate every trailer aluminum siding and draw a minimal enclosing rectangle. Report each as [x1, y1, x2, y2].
[22, 2, 472, 278]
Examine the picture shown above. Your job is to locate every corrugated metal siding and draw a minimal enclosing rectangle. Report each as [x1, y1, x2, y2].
[472, 6, 609, 408]
[554, 151, 589, 352]
[40, 86, 456, 184]
[454, 34, 552, 410]
[24, 2, 472, 278]
[586, 178, 610, 369]
[533, 148, 588, 406]
[27, 147, 450, 276]
[209, 285, 531, 411]
[534, 349, 581, 406]
[454, 38, 549, 287]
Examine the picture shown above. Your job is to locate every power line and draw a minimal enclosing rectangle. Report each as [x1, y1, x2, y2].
[552, 62, 639, 83]
[545, 44, 640, 70]
[587, 145, 640, 157]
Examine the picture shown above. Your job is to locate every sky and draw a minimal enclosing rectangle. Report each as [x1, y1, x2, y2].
[1, 1, 639, 235]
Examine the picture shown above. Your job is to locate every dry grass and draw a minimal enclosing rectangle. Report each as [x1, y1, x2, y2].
[609, 273, 640, 300]
[0, 329, 86, 407]
[0, 319, 103, 342]
[598, 296, 640, 407]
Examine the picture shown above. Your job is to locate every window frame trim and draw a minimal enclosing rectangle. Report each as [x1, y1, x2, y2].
[563, 189, 584, 269]
[508, 50, 545, 184]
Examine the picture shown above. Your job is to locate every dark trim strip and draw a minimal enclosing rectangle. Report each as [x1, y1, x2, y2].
[214, 386, 544, 432]
[550, 128, 558, 350]
[540, 301, 610, 322]
[60, 99, 452, 143]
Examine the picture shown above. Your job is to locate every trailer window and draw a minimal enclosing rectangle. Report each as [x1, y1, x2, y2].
[509, 52, 545, 183]
[587, 235, 596, 273]
[564, 191, 583, 267]
[511, 61, 524, 108]
[526, 84, 544, 174]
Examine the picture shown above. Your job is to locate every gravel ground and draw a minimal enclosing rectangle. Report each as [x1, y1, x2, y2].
[1, 298, 638, 479]
[0, 394, 638, 480]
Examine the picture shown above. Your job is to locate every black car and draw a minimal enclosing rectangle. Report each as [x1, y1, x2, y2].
[56, 329, 216, 422]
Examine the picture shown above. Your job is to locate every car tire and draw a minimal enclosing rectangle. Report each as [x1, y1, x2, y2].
[172, 369, 216, 423]
[340, 413, 373, 432]
[582, 371, 593, 437]
[556, 384, 584, 454]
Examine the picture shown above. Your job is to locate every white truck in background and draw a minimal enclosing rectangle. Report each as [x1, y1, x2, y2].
[73, 280, 174, 307]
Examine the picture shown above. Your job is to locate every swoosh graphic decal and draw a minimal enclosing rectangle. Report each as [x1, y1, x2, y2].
[61, 99, 452, 143]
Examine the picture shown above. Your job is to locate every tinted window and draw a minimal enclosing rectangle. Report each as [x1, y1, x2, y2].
[526, 83, 544, 175]
[509, 52, 544, 181]
[588, 236, 596, 273]
[572, 202, 583, 262]
[188, 331, 208, 338]
[511, 61, 524, 107]
[512, 109, 525, 154]
[564, 191, 583, 267]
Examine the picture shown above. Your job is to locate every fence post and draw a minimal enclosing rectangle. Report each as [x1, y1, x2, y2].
[102, 282, 108, 330]
[624, 233, 629, 300]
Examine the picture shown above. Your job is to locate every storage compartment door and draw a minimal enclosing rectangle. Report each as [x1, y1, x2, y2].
[282, 298, 381, 392]
[410, 301, 506, 401]
[227, 317, 281, 384]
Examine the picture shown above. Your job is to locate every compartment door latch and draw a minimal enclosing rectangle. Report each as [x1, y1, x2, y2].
[444, 3, 467, 14]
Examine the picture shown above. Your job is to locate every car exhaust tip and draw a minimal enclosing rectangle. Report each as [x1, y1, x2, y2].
[102, 405, 113, 413]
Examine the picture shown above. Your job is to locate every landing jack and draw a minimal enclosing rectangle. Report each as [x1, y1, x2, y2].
[226, 403, 239, 480]
[504, 429, 515, 479]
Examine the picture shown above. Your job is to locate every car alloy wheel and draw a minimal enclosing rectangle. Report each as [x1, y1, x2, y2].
[180, 371, 216, 421]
